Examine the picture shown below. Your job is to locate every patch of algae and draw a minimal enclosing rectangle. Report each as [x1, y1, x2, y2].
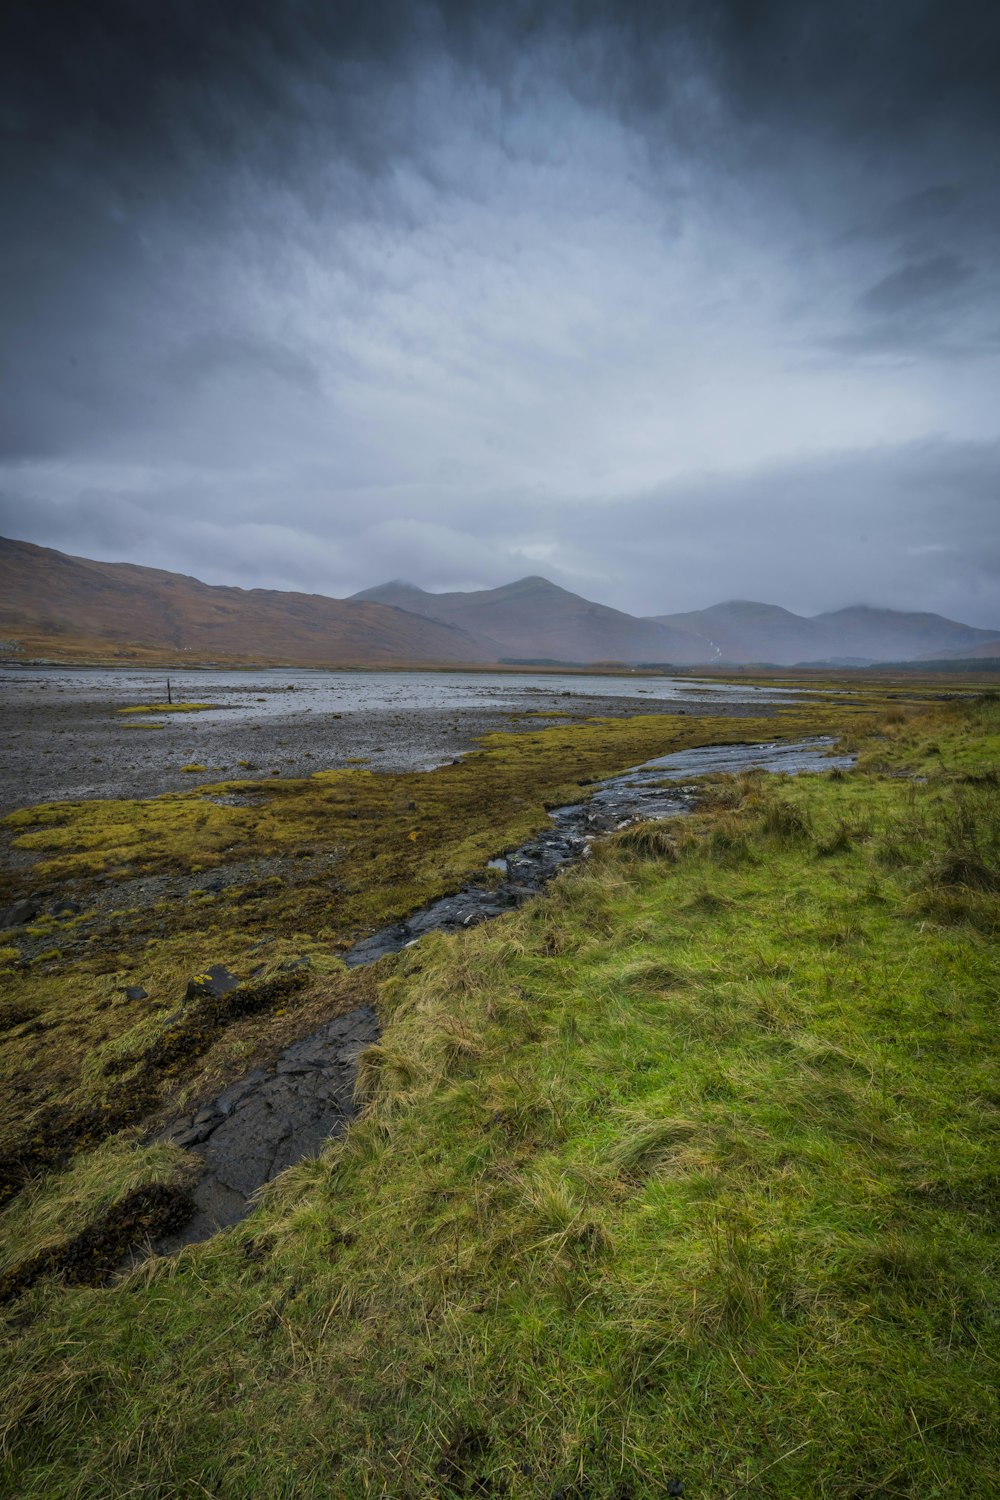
[5, 702, 879, 890]
[116, 703, 216, 715]
[0, 933, 381, 1209]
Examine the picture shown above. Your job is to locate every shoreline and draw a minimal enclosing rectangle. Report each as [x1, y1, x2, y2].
[0, 667, 801, 817]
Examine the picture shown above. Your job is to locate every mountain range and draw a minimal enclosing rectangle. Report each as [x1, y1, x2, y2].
[1, 535, 997, 669]
[354, 578, 999, 666]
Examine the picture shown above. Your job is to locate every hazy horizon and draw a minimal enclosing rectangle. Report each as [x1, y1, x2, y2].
[2, 2, 999, 626]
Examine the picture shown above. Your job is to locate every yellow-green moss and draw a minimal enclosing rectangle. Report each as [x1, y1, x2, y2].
[4, 703, 881, 889]
[117, 703, 216, 715]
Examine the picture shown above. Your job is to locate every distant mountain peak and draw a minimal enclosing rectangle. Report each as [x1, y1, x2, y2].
[649, 596, 998, 664]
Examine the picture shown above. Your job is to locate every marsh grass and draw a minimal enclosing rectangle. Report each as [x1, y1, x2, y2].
[0, 689, 998, 1496]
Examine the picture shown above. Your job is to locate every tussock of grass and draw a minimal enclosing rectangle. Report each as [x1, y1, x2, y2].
[759, 795, 814, 842]
[611, 822, 678, 860]
[607, 1112, 703, 1181]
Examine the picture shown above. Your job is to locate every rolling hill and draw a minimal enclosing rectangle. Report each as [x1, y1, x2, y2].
[0, 537, 494, 667]
[2, 535, 996, 669]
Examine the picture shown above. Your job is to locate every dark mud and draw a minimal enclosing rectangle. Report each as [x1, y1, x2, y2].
[0, 1183, 195, 1303]
[153, 736, 851, 1252]
[158, 1006, 379, 1250]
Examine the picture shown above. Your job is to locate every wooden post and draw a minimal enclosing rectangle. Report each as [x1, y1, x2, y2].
[167, 677, 172, 705]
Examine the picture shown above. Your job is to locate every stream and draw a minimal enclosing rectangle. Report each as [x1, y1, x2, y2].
[157, 736, 852, 1250]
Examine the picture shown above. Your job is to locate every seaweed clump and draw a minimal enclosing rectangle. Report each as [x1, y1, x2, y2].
[112, 970, 310, 1079]
[1, 972, 309, 1207]
[0, 1082, 161, 1208]
[0, 1182, 195, 1303]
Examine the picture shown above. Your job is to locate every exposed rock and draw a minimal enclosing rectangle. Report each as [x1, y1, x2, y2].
[0, 898, 40, 930]
[157, 1007, 378, 1250]
[185, 964, 239, 1001]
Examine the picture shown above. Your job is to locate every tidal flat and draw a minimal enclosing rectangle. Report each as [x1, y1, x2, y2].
[1, 670, 997, 1498]
[0, 665, 809, 813]
[0, 666, 867, 1228]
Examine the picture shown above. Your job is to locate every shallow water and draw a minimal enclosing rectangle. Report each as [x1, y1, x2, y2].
[0, 663, 805, 718]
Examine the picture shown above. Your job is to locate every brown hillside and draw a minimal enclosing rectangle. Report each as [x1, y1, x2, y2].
[0, 537, 496, 666]
[921, 639, 1000, 661]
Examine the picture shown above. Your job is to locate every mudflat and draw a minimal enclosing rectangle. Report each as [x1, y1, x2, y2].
[0, 665, 798, 814]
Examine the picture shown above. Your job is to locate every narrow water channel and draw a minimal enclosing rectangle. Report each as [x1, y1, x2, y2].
[157, 736, 852, 1250]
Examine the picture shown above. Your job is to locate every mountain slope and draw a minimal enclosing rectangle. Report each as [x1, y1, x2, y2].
[4, 535, 995, 669]
[811, 606, 999, 662]
[0, 537, 496, 666]
[647, 601, 839, 664]
[650, 599, 1000, 665]
[920, 640, 1000, 661]
[353, 576, 704, 663]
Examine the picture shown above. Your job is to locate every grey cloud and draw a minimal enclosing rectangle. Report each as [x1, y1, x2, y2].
[1, 2, 999, 629]
[4, 438, 998, 628]
[159, 335, 322, 394]
[857, 254, 975, 316]
[884, 185, 965, 231]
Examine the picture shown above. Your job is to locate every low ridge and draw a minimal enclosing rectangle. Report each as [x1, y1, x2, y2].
[649, 598, 999, 665]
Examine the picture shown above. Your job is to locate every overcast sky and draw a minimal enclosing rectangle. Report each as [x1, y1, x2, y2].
[1, 1, 998, 624]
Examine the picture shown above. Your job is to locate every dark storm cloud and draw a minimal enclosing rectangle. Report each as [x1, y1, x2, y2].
[1, 1, 999, 622]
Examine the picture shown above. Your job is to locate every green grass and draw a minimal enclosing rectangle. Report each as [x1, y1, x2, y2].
[0, 694, 996, 1495]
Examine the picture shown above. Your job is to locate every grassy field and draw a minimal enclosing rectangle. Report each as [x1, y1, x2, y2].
[0, 687, 997, 1496]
